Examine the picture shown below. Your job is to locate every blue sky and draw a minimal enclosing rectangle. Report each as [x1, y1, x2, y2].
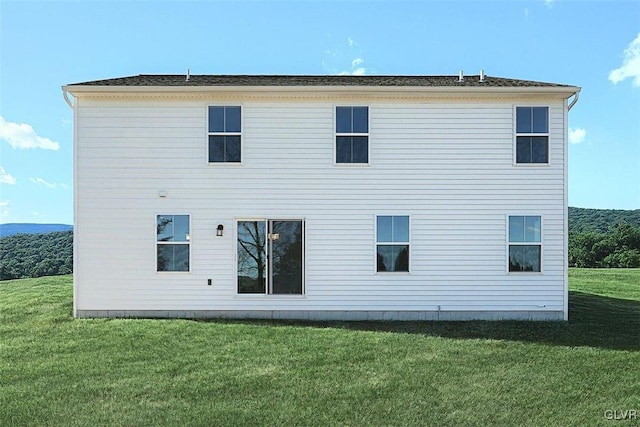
[0, 0, 639, 224]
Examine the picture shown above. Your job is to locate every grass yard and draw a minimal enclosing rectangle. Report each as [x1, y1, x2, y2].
[1, 270, 638, 426]
[570, 268, 640, 300]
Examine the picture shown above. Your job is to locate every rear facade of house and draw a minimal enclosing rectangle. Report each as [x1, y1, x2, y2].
[64, 74, 580, 320]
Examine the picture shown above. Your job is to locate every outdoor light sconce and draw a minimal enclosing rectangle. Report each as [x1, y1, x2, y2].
[216, 224, 224, 237]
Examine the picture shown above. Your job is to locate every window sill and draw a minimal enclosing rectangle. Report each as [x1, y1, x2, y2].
[234, 294, 307, 299]
[207, 162, 244, 166]
[333, 163, 371, 167]
[156, 271, 191, 274]
[513, 163, 550, 167]
[507, 272, 544, 276]
[375, 271, 411, 275]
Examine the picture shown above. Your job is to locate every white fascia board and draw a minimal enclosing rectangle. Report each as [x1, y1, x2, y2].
[62, 84, 581, 99]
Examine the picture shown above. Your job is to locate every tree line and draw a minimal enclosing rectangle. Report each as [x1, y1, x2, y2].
[0, 231, 73, 280]
[568, 207, 640, 268]
[569, 222, 640, 268]
[569, 207, 640, 234]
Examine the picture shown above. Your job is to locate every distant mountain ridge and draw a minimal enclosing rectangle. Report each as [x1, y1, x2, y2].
[569, 207, 640, 234]
[0, 223, 73, 238]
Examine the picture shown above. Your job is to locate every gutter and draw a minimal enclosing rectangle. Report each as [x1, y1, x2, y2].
[62, 84, 581, 99]
[567, 89, 580, 111]
[62, 88, 74, 108]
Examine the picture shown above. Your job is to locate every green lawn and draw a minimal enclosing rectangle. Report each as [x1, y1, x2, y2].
[1, 270, 638, 426]
[570, 268, 640, 300]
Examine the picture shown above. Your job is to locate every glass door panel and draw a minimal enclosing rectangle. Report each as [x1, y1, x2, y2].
[237, 221, 266, 293]
[269, 220, 304, 294]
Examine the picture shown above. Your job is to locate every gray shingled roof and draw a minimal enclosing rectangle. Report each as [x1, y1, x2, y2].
[68, 74, 574, 88]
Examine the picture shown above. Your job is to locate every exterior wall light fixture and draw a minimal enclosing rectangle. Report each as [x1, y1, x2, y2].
[216, 224, 224, 237]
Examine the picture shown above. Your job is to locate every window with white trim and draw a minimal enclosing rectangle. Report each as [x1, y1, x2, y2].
[336, 106, 368, 163]
[208, 106, 241, 163]
[515, 106, 549, 164]
[508, 215, 541, 272]
[376, 215, 409, 272]
[157, 215, 190, 272]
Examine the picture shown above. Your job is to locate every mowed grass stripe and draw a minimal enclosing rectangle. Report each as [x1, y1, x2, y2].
[0, 270, 638, 426]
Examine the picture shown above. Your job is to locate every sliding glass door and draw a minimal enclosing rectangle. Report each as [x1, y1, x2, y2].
[237, 220, 304, 295]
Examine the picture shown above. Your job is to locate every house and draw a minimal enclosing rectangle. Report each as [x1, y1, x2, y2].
[62, 73, 580, 321]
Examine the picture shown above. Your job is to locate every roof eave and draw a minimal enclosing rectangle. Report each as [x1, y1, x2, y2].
[62, 84, 580, 98]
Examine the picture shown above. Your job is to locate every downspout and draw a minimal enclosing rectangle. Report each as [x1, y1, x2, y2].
[62, 87, 78, 316]
[563, 88, 580, 321]
[567, 89, 580, 111]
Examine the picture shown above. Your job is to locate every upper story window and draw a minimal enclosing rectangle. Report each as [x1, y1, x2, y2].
[515, 106, 548, 164]
[336, 106, 369, 164]
[508, 215, 541, 272]
[208, 106, 241, 163]
[157, 214, 190, 272]
[376, 215, 410, 272]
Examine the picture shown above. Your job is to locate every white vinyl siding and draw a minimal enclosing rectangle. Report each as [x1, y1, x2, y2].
[74, 95, 567, 315]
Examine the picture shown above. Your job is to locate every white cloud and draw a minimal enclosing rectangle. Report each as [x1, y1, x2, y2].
[324, 38, 371, 76]
[29, 177, 57, 189]
[569, 128, 587, 144]
[338, 57, 367, 75]
[28, 177, 70, 190]
[0, 116, 60, 150]
[524, 8, 529, 17]
[609, 33, 640, 87]
[0, 201, 10, 220]
[544, 0, 555, 8]
[338, 68, 366, 76]
[0, 167, 17, 185]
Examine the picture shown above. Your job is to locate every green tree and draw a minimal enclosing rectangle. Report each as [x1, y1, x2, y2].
[0, 231, 73, 280]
